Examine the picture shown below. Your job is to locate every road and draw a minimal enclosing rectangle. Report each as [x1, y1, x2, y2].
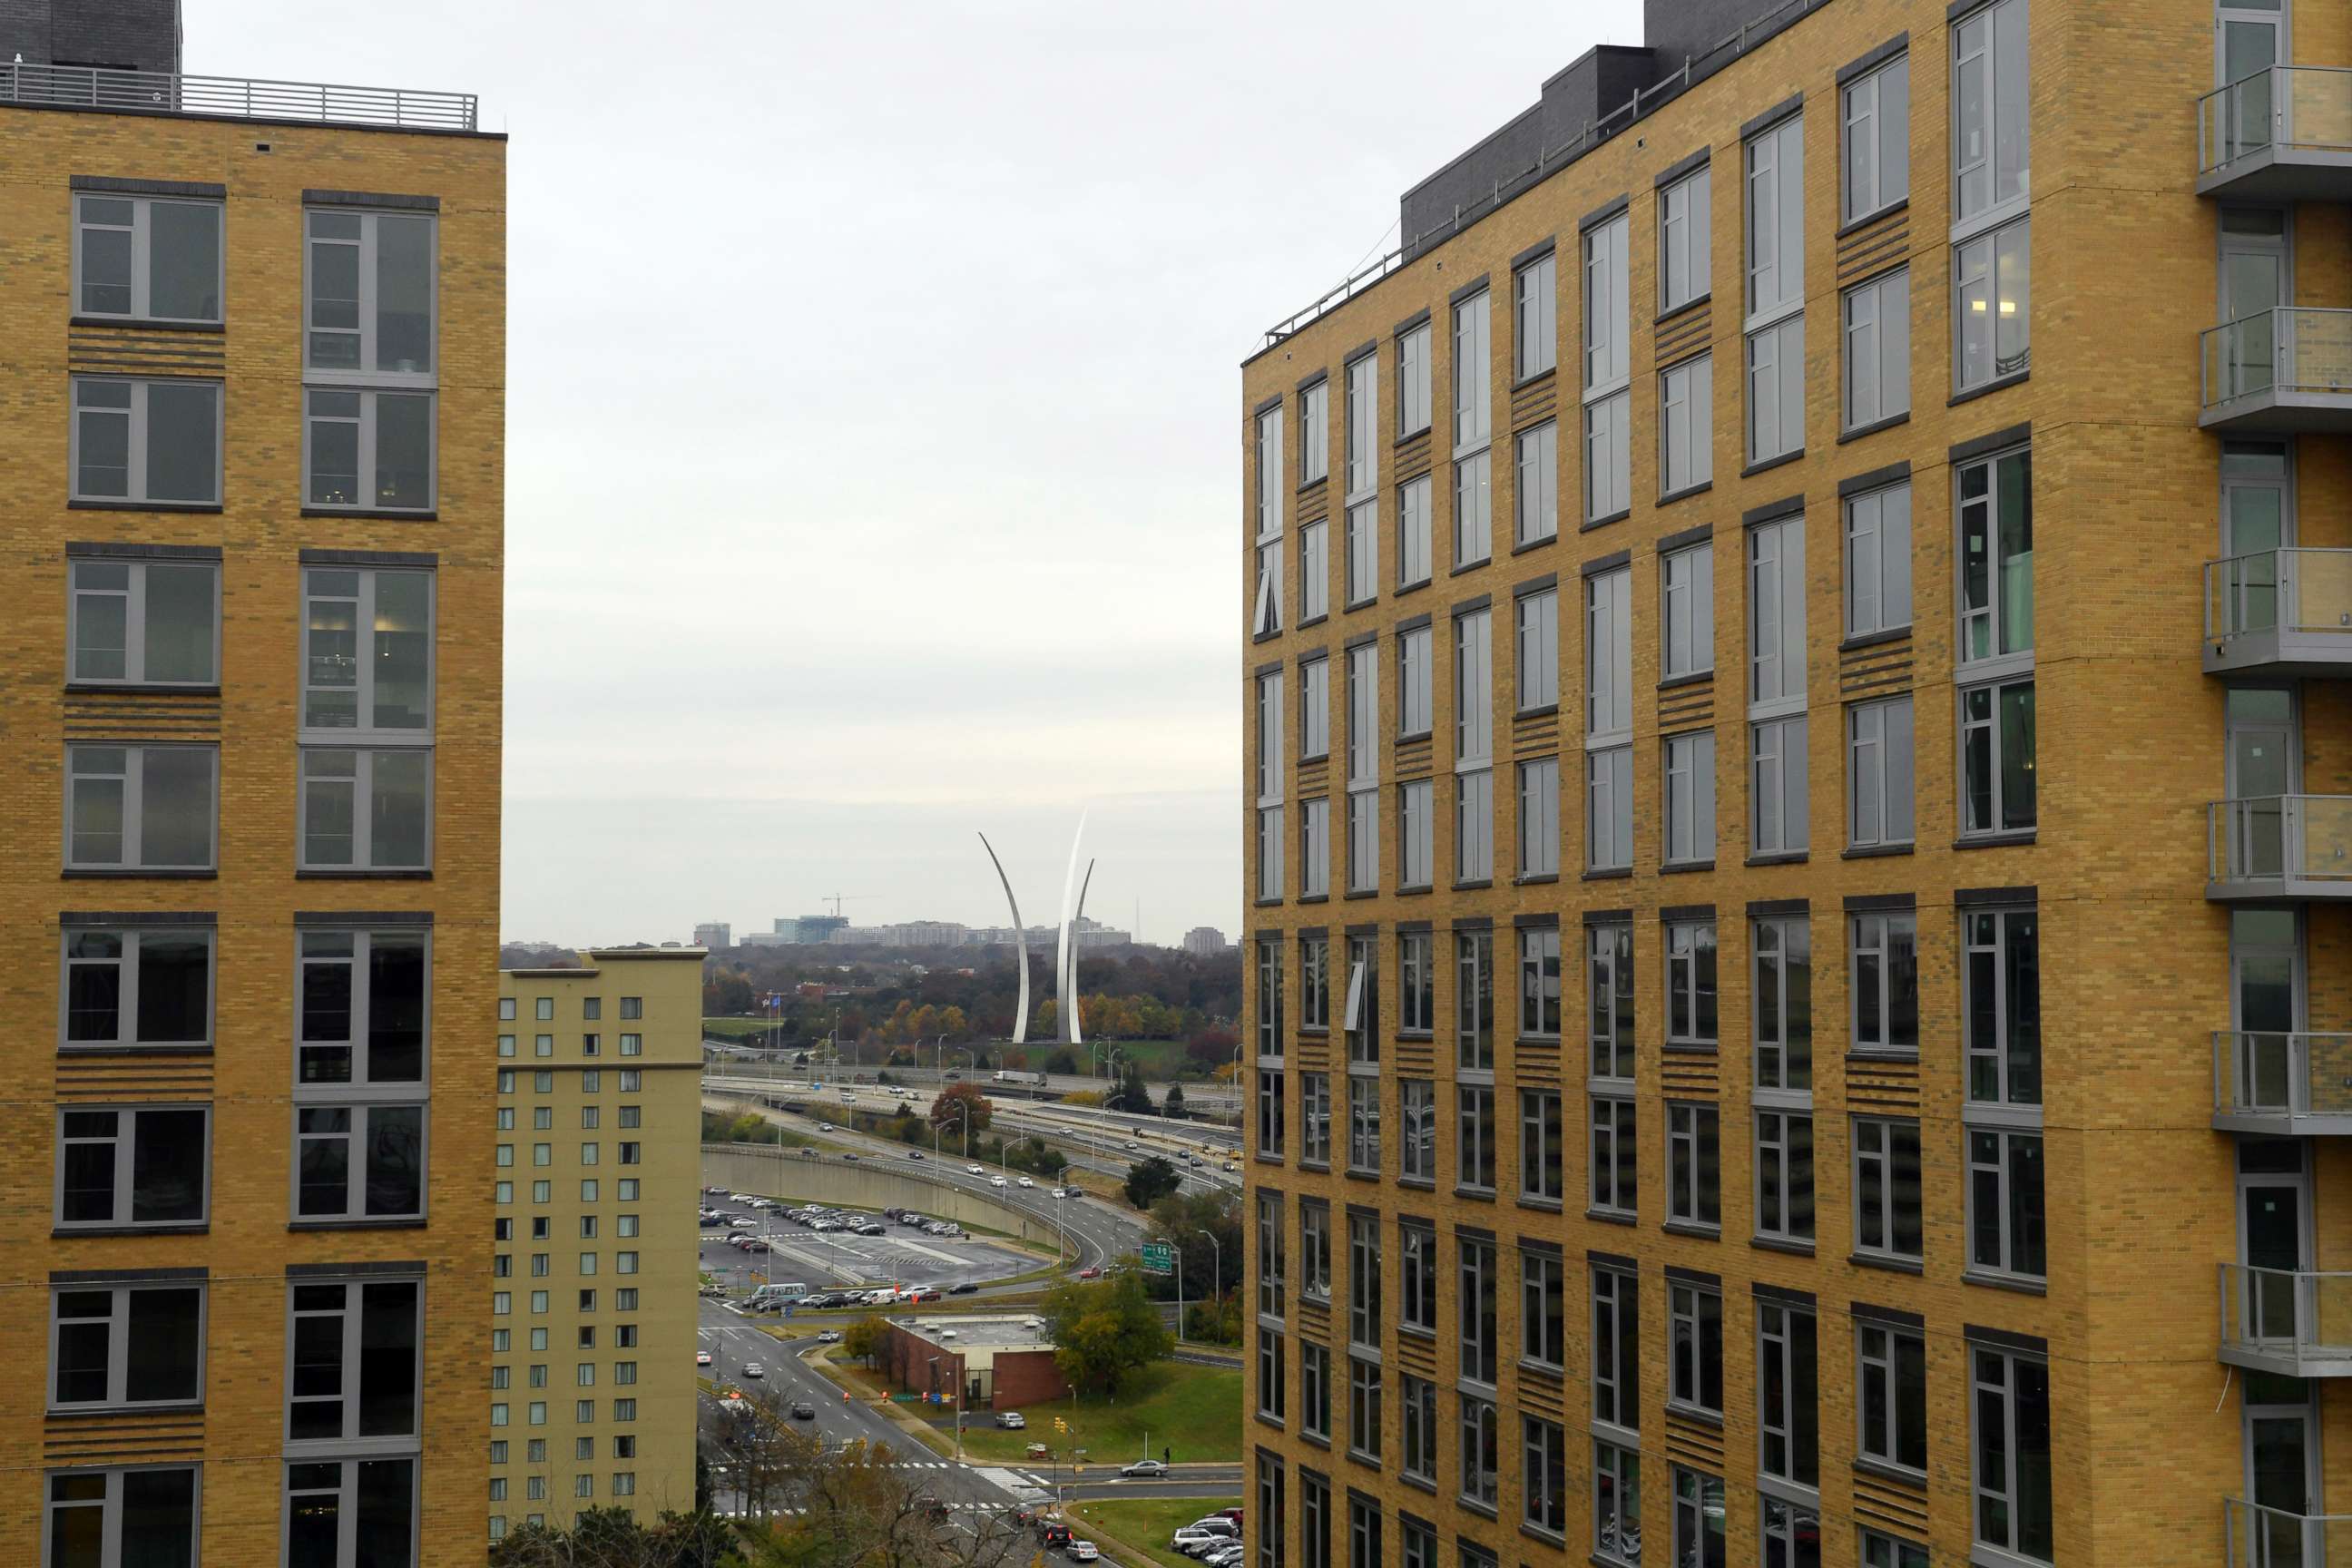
[696, 1298, 1238, 1565]
[704, 1054, 1245, 1118]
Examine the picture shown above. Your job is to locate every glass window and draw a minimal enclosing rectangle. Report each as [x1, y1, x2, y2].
[1299, 799, 1329, 898]
[1669, 1281, 1723, 1414]
[1453, 289, 1491, 452]
[1522, 1416, 1567, 1536]
[1848, 696, 1916, 849]
[1458, 1393, 1499, 1509]
[1587, 566, 1633, 740]
[1755, 915, 1813, 1092]
[1520, 1088, 1563, 1203]
[50, 1282, 203, 1410]
[1300, 657, 1329, 760]
[1515, 251, 1557, 379]
[1971, 1341, 2053, 1563]
[1518, 757, 1560, 878]
[1584, 214, 1631, 393]
[1454, 450, 1491, 567]
[1660, 165, 1712, 313]
[1455, 769, 1494, 884]
[1669, 1102, 1721, 1229]
[1854, 1117, 1925, 1260]
[1457, 1083, 1496, 1191]
[1843, 267, 1911, 430]
[1585, 390, 1632, 521]
[1661, 354, 1714, 496]
[1951, 0, 2032, 225]
[1845, 481, 1913, 638]
[1298, 520, 1328, 623]
[71, 377, 220, 505]
[1400, 1078, 1436, 1181]
[1455, 609, 1492, 763]
[1756, 1111, 1816, 1243]
[302, 567, 435, 736]
[1300, 1075, 1330, 1167]
[54, 1105, 209, 1230]
[75, 192, 223, 321]
[1587, 922, 1635, 1081]
[1955, 215, 2031, 391]
[1256, 405, 1284, 539]
[1515, 419, 1558, 545]
[1665, 922, 1718, 1049]
[1747, 316, 1805, 464]
[1300, 379, 1328, 486]
[1345, 500, 1377, 606]
[1253, 537, 1283, 638]
[1399, 779, 1433, 888]
[1518, 929, 1562, 1039]
[1749, 514, 1808, 710]
[1398, 321, 1432, 437]
[294, 1102, 426, 1222]
[1858, 1318, 1928, 1472]
[1587, 746, 1633, 872]
[64, 743, 218, 871]
[68, 556, 219, 686]
[1745, 112, 1806, 462]
[1348, 1213, 1381, 1348]
[60, 926, 212, 1049]
[1662, 542, 1713, 680]
[1459, 1238, 1498, 1384]
[1843, 54, 1911, 221]
[1962, 679, 2036, 835]
[1591, 1264, 1639, 1431]
[306, 208, 436, 375]
[1399, 624, 1432, 735]
[1345, 350, 1378, 499]
[1863, 1531, 1930, 1568]
[1751, 717, 1808, 857]
[1517, 587, 1558, 711]
[1401, 1376, 1438, 1484]
[1968, 1126, 2046, 1279]
[1664, 730, 1717, 866]
[1455, 931, 1494, 1071]
[1401, 1220, 1438, 1328]
[1674, 1470, 1728, 1568]
[299, 747, 432, 871]
[1850, 911, 1918, 1052]
[1590, 1096, 1636, 1216]
[304, 387, 435, 513]
[44, 1466, 201, 1563]
[1758, 1300, 1819, 1486]
[1397, 474, 1432, 588]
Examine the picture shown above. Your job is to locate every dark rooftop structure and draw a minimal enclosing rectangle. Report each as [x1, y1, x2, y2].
[0, 0, 181, 74]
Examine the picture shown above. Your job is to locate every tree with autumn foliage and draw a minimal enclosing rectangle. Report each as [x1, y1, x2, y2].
[926, 1082, 993, 1138]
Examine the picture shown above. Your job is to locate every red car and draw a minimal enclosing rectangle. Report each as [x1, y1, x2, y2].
[1077, 1267, 1100, 1279]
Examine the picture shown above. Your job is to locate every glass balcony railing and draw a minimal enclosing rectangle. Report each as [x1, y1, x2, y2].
[2207, 549, 2352, 673]
[2201, 310, 2352, 428]
[2200, 66, 2352, 197]
[2210, 796, 2352, 897]
[2224, 1496, 2352, 1568]
[2220, 1264, 2352, 1375]
[2213, 1031, 2352, 1132]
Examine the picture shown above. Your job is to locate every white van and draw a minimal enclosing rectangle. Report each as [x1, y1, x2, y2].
[750, 1282, 808, 1305]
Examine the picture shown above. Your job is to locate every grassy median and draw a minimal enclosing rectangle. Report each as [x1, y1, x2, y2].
[943, 1359, 1242, 1466]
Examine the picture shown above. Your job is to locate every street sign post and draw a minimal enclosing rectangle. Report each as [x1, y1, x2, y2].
[1141, 1241, 1173, 1275]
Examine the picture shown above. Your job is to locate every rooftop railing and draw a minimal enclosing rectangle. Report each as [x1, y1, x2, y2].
[2200, 65, 2352, 178]
[0, 60, 476, 132]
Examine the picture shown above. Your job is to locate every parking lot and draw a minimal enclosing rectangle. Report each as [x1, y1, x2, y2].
[697, 1189, 1042, 1303]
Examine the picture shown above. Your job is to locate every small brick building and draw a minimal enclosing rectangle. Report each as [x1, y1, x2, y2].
[875, 1315, 1069, 1411]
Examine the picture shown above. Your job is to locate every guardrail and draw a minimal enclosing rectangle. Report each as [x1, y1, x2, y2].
[0, 60, 477, 132]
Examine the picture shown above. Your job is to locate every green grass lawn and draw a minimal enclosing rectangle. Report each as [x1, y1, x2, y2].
[940, 1359, 1242, 1465]
[1063, 1497, 1241, 1568]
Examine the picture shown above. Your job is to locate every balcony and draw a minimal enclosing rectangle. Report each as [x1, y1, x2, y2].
[2202, 310, 2352, 433]
[2220, 1264, 2352, 1377]
[2210, 797, 2352, 900]
[2213, 1032, 2352, 1135]
[0, 60, 476, 133]
[2225, 1497, 2352, 1568]
[2207, 550, 2352, 675]
[2200, 67, 2352, 201]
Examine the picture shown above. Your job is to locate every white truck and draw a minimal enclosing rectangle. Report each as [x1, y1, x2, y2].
[993, 1070, 1048, 1087]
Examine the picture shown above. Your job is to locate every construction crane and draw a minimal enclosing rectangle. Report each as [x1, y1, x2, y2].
[820, 894, 876, 917]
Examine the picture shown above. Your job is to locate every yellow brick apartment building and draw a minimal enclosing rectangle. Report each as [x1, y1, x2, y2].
[1240, 3, 2352, 1567]
[0, 5, 504, 1563]
[491, 949, 705, 1540]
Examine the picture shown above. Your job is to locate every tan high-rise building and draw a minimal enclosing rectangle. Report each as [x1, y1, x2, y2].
[1240, 4, 2352, 1568]
[0, 5, 503, 1562]
[492, 949, 705, 1538]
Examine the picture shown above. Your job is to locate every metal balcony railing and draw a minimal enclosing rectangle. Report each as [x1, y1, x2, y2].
[2201, 309, 2352, 416]
[2210, 796, 2352, 897]
[0, 60, 476, 132]
[2220, 1264, 2352, 1376]
[2213, 1031, 2352, 1132]
[2200, 65, 2352, 181]
[2224, 1497, 2352, 1568]
[2207, 549, 2352, 673]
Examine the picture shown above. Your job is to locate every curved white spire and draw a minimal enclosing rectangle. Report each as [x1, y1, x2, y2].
[1054, 810, 1088, 1045]
[977, 832, 1028, 1044]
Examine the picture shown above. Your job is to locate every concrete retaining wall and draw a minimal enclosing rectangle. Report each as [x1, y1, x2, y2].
[700, 1143, 1069, 1252]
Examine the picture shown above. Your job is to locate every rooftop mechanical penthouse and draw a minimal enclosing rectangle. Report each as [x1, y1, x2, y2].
[1238, 3, 2352, 1568]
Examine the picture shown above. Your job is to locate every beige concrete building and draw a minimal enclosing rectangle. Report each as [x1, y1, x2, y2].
[0, 4, 504, 1561]
[491, 949, 704, 1538]
[1240, 3, 2352, 1568]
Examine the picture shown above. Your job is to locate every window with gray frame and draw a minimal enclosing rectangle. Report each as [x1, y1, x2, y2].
[56, 1105, 208, 1230]
[44, 1466, 201, 1563]
[1300, 1341, 1329, 1441]
[1586, 564, 1632, 867]
[1516, 420, 1558, 545]
[50, 1280, 203, 1410]
[1591, 1264, 1639, 1432]
[1755, 1110, 1815, 1244]
[1517, 587, 1559, 711]
[1347, 645, 1377, 890]
[1519, 758, 1560, 879]
[1298, 1470, 1330, 1568]
[1346, 1490, 1380, 1568]
[297, 928, 428, 1092]
[1455, 769, 1493, 885]
[1666, 920, 1718, 1049]
[1850, 910, 1918, 1053]
[1399, 623, 1432, 735]
[1520, 1087, 1563, 1203]
[1400, 1078, 1436, 1182]
[1401, 1375, 1438, 1482]
[1660, 353, 1715, 497]
[1455, 608, 1494, 880]
[1843, 267, 1911, 431]
[1398, 321, 1432, 437]
[1519, 926, 1562, 1038]
[1590, 1097, 1636, 1218]
[1674, 1469, 1728, 1568]
[1456, 932, 1494, 1071]
[1300, 379, 1328, 487]
[1521, 1246, 1565, 1367]
[1965, 906, 2043, 1280]
[305, 387, 434, 513]
[1854, 1116, 1923, 1261]
[1399, 932, 1433, 1034]
[1583, 212, 1632, 520]
[1847, 698, 1915, 851]
[1456, 1083, 1495, 1191]
[1958, 446, 2034, 836]
[62, 925, 212, 1050]
[298, 747, 431, 872]
[295, 1102, 426, 1223]
[1257, 1453, 1286, 1568]
[1348, 1212, 1380, 1346]
[303, 565, 434, 738]
[1754, 916, 1812, 1091]
[1252, 399, 1279, 534]
[1300, 520, 1328, 623]
[1665, 729, 1717, 866]
[1757, 1298, 1818, 1487]
[1843, 51, 1910, 222]
[1399, 779, 1433, 888]
[1267, 936, 1296, 1048]
[1863, 1529, 1930, 1568]
[1516, 250, 1558, 380]
[1454, 290, 1493, 567]
[71, 376, 220, 506]
[1459, 1236, 1498, 1384]
[1459, 1393, 1499, 1510]
[1347, 1357, 1380, 1460]
[1670, 1279, 1724, 1414]
[1954, 216, 2030, 393]
[1970, 1340, 2053, 1563]
[1300, 799, 1330, 898]
[1669, 1102, 1721, 1229]
[1744, 112, 1806, 463]
[1398, 475, 1432, 588]
[1299, 1200, 1330, 1299]
[1346, 501, 1377, 607]
[1257, 1328, 1286, 1421]
[1844, 480, 1913, 638]
[1749, 512, 1808, 856]
[1589, 922, 1634, 1081]
[1857, 1318, 1927, 1474]
[1593, 1438, 1639, 1562]
[1524, 1416, 1568, 1536]
[1256, 1193, 1284, 1319]
[1661, 539, 1713, 679]
[64, 743, 218, 871]
[76, 192, 223, 323]
[1660, 163, 1712, 313]
[1345, 350, 1378, 501]
[68, 555, 219, 686]
[1400, 1220, 1438, 1331]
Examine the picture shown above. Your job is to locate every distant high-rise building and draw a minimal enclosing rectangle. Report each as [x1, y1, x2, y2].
[1181, 926, 1231, 956]
[773, 914, 849, 945]
[693, 921, 732, 950]
[0, 4, 503, 1558]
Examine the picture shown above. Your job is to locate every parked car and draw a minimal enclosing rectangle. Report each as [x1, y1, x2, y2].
[1122, 1459, 1168, 1478]
[703, 1185, 728, 1195]
[995, 1411, 1027, 1429]
[856, 1222, 885, 1236]
[1170, 1527, 1223, 1553]
[818, 1123, 836, 1132]
[816, 1330, 842, 1344]
[1188, 1518, 1239, 1540]
[1215, 1507, 1244, 1523]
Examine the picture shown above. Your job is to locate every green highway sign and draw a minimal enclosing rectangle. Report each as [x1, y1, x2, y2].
[1141, 1242, 1173, 1275]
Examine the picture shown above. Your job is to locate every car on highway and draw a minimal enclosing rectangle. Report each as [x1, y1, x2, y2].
[966, 1163, 985, 1175]
[1122, 1459, 1169, 1479]
[1016, 1176, 1034, 1188]
[742, 1363, 764, 1378]
[948, 1281, 979, 1295]
[1065, 1544, 1099, 1563]
[695, 1349, 712, 1367]
[816, 1329, 842, 1343]
[906, 1150, 924, 1160]
[818, 1123, 836, 1132]
[1040, 1523, 1072, 1549]
[839, 1152, 859, 1161]
[790, 1401, 816, 1420]
[990, 1175, 1007, 1187]
[1222, 1162, 1237, 1172]
[1077, 1267, 1100, 1279]
[1122, 1142, 1138, 1152]
[995, 1410, 1026, 1429]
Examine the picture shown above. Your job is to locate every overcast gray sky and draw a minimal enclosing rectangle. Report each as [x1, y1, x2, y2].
[199, 0, 1642, 947]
